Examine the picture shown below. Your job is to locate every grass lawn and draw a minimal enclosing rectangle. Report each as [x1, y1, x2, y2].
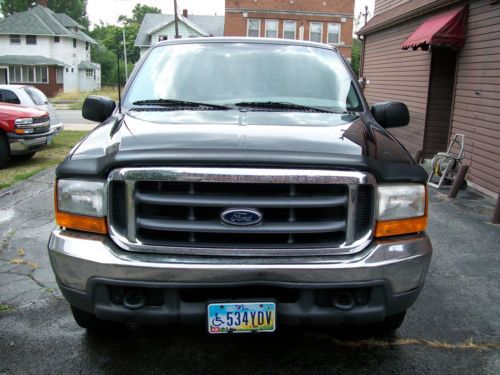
[52, 86, 119, 110]
[0, 131, 88, 190]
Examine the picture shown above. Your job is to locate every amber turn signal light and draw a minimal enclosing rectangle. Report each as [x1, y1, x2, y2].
[55, 211, 108, 234]
[375, 216, 428, 238]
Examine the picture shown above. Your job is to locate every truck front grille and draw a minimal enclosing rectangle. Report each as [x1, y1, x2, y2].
[108, 168, 375, 256]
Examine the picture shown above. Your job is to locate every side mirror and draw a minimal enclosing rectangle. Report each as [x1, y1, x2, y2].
[82, 95, 116, 122]
[371, 102, 409, 128]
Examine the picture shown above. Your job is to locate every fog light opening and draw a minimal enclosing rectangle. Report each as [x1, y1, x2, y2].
[123, 291, 146, 310]
[333, 291, 355, 311]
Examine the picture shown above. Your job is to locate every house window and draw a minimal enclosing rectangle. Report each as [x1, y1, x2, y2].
[26, 35, 37, 45]
[66, 67, 69, 73]
[247, 19, 260, 37]
[327, 23, 340, 44]
[54, 36, 60, 43]
[283, 20, 296, 39]
[159, 35, 168, 42]
[56, 67, 64, 84]
[10, 35, 21, 45]
[86, 42, 89, 50]
[265, 20, 278, 38]
[309, 22, 323, 42]
[35, 66, 48, 83]
[86, 69, 93, 78]
[73, 38, 77, 48]
[8, 66, 48, 83]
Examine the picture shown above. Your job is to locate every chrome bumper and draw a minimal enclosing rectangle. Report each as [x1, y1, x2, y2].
[48, 229, 432, 294]
[8, 133, 52, 155]
[50, 122, 64, 135]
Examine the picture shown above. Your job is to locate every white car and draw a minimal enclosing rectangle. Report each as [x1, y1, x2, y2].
[0, 84, 63, 135]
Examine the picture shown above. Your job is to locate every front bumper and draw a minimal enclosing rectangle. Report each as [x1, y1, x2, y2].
[8, 131, 53, 155]
[48, 230, 432, 325]
[50, 122, 64, 135]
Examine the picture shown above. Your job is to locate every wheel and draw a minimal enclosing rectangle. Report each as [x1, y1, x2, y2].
[70, 305, 123, 332]
[0, 135, 9, 169]
[374, 311, 406, 333]
[11, 152, 36, 161]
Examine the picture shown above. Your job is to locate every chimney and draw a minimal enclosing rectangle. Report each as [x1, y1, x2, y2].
[36, 0, 48, 7]
[182, 9, 188, 18]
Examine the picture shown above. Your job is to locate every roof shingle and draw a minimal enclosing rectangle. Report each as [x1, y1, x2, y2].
[0, 5, 95, 43]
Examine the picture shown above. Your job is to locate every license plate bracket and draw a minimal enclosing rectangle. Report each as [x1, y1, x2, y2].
[207, 301, 276, 334]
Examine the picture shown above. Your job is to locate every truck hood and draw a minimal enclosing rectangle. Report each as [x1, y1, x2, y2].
[60, 110, 426, 182]
[73, 111, 411, 162]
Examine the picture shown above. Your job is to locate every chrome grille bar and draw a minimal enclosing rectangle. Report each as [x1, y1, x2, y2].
[108, 168, 376, 257]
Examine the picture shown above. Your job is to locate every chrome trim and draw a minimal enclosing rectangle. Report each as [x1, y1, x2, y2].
[125, 180, 136, 242]
[108, 167, 374, 185]
[345, 184, 358, 245]
[107, 167, 377, 257]
[48, 229, 432, 294]
[8, 134, 49, 154]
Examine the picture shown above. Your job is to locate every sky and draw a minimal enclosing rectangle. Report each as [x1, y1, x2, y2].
[87, 0, 375, 28]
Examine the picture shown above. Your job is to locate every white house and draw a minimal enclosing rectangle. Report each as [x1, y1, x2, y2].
[0, 3, 101, 96]
[135, 10, 225, 58]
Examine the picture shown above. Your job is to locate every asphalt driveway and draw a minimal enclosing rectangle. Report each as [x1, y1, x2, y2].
[0, 169, 499, 374]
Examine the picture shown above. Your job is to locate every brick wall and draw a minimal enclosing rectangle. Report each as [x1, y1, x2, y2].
[32, 66, 63, 98]
[224, 0, 355, 58]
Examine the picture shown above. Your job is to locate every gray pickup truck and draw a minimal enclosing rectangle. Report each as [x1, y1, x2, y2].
[48, 38, 431, 334]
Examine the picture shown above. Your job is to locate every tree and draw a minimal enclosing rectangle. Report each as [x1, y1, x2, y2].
[48, 0, 89, 29]
[1, 0, 31, 16]
[1, 0, 90, 29]
[118, 3, 161, 25]
[350, 38, 362, 78]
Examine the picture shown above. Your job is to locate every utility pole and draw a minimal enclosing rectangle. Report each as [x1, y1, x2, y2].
[122, 27, 128, 81]
[363, 5, 369, 25]
[174, 0, 180, 39]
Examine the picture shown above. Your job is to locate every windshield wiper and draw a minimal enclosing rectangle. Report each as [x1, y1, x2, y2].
[234, 101, 338, 113]
[133, 99, 230, 110]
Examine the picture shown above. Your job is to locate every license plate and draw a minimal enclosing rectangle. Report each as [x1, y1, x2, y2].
[207, 302, 276, 334]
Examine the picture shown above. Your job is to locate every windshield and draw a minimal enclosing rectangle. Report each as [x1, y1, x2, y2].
[23, 87, 48, 105]
[125, 42, 363, 112]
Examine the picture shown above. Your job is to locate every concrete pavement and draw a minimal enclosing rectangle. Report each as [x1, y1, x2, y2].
[0, 171, 499, 374]
[57, 109, 98, 131]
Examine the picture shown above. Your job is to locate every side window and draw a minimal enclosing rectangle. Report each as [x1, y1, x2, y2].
[265, 20, 278, 38]
[10, 34, 21, 44]
[73, 38, 77, 48]
[26, 35, 37, 45]
[309, 22, 323, 43]
[247, 19, 260, 37]
[0, 89, 21, 104]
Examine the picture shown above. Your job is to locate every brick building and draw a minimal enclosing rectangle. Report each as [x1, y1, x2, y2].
[224, 0, 355, 59]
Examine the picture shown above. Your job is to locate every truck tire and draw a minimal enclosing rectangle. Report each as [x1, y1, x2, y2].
[11, 152, 36, 162]
[70, 305, 122, 332]
[0, 136, 9, 169]
[369, 311, 407, 334]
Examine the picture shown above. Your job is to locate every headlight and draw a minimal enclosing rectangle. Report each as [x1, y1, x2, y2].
[57, 179, 106, 216]
[15, 118, 34, 126]
[377, 185, 426, 220]
[55, 179, 108, 234]
[375, 184, 427, 237]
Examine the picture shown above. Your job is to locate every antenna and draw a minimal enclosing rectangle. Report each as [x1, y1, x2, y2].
[117, 52, 122, 113]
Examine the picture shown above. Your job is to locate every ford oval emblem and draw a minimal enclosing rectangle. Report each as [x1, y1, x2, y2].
[221, 208, 263, 226]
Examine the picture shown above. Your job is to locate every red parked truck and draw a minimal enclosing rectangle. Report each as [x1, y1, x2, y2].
[0, 103, 53, 168]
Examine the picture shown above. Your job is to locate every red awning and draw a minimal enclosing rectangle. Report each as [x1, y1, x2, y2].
[401, 5, 468, 51]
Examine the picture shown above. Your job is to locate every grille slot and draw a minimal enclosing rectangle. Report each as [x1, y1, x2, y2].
[108, 168, 375, 256]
